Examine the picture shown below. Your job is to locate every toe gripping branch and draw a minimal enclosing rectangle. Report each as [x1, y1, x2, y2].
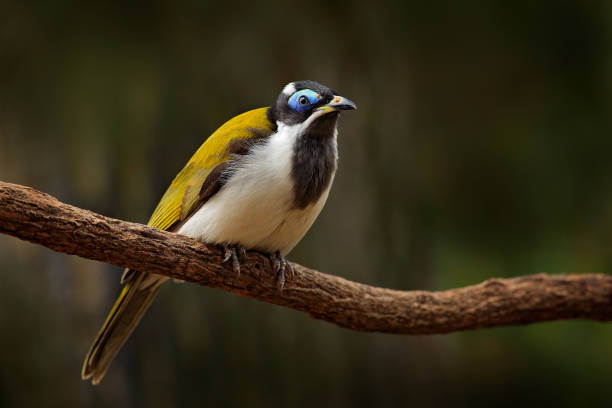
[222, 245, 294, 290]
[271, 250, 294, 290]
[223, 244, 246, 277]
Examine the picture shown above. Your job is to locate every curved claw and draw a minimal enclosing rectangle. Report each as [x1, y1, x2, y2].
[270, 250, 294, 290]
[223, 245, 241, 277]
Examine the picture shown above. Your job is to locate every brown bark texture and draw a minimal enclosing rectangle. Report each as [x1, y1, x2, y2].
[1, 180, 611, 334]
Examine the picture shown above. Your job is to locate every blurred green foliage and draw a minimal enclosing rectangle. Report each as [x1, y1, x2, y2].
[1, 1, 611, 407]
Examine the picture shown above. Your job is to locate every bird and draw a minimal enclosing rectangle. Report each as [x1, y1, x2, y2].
[81, 80, 356, 384]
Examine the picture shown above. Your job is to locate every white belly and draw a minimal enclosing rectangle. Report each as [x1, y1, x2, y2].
[178, 127, 336, 255]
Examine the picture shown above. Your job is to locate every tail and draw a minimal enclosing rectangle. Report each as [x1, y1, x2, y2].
[81, 271, 167, 385]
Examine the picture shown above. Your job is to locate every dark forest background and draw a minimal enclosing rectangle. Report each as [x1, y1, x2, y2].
[1, 1, 611, 407]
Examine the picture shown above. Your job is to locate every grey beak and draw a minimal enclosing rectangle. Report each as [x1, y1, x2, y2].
[317, 95, 357, 113]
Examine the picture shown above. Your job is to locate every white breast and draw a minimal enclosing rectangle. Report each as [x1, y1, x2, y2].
[177, 123, 337, 255]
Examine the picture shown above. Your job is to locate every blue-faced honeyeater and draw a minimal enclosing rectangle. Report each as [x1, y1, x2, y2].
[81, 80, 356, 384]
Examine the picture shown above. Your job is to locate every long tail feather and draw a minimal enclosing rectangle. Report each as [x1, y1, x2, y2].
[81, 272, 166, 385]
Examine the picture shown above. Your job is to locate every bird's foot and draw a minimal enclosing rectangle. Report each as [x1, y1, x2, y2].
[223, 244, 246, 276]
[270, 250, 294, 290]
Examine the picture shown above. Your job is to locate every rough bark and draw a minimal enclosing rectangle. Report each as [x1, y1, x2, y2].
[0, 180, 611, 334]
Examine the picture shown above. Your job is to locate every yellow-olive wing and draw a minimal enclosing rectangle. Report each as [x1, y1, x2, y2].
[147, 107, 275, 231]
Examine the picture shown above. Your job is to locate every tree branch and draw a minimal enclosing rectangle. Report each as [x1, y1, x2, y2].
[0, 180, 611, 334]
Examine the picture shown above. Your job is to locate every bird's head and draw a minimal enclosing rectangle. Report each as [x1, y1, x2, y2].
[267, 80, 356, 134]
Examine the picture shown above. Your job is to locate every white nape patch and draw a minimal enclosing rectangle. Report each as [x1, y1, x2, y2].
[178, 120, 338, 256]
[282, 82, 296, 96]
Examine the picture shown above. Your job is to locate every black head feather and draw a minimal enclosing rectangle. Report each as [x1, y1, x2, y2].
[267, 80, 336, 125]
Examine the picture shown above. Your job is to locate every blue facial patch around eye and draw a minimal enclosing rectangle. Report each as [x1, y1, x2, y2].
[288, 89, 322, 112]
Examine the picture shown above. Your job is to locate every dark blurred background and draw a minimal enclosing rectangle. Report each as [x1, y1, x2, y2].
[1, 1, 612, 407]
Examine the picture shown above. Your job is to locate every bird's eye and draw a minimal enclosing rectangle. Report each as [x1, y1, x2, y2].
[288, 89, 321, 112]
